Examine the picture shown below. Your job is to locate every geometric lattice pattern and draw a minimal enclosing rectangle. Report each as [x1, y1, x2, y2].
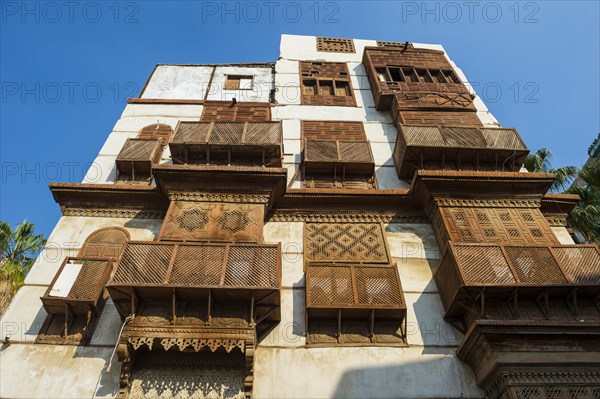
[504, 246, 567, 284]
[316, 36, 355, 53]
[452, 245, 517, 284]
[513, 386, 600, 399]
[160, 201, 264, 242]
[110, 242, 279, 289]
[175, 209, 209, 232]
[441, 207, 557, 245]
[446, 243, 600, 286]
[219, 211, 250, 233]
[552, 246, 600, 284]
[41, 256, 113, 316]
[306, 264, 404, 308]
[305, 223, 389, 263]
[67, 260, 111, 301]
[128, 352, 245, 399]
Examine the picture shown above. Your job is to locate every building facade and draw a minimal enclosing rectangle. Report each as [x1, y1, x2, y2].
[1, 34, 599, 399]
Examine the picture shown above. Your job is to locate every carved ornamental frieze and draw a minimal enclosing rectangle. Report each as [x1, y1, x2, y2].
[159, 201, 264, 242]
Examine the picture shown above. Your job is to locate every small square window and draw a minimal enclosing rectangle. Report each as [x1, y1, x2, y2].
[225, 75, 254, 90]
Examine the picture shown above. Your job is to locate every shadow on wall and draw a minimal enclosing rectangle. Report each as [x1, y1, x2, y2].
[409, 258, 464, 355]
[331, 353, 483, 399]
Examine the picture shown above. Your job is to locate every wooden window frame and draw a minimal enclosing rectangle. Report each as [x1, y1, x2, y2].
[224, 75, 254, 90]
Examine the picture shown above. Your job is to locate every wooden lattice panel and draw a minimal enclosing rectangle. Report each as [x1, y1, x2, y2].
[160, 201, 264, 242]
[200, 102, 271, 122]
[303, 173, 376, 190]
[316, 36, 355, 53]
[302, 121, 366, 142]
[512, 386, 600, 399]
[110, 242, 280, 289]
[503, 246, 567, 284]
[300, 61, 355, 106]
[304, 223, 389, 264]
[138, 124, 173, 145]
[440, 207, 558, 245]
[306, 264, 404, 308]
[552, 246, 600, 284]
[78, 227, 130, 259]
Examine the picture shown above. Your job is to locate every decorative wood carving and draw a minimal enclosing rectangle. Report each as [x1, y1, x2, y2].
[200, 101, 271, 122]
[439, 207, 558, 245]
[78, 227, 130, 259]
[304, 223, 390, 264]
[62, 207, 165, 219]
[37, 257, 113, 345]
[138, 123, 173, 145]
[118, 326, 256, 399]
[316, 36, 355, 53]
[269, 210, 426, 223]
[159, 201, 264, 242]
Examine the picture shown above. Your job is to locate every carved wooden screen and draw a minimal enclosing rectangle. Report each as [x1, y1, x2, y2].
[438, 207, 558, 245]
[138, 123, 173, 145]
[78, 227, 130, 259]
[304, 223, 390, 264]
[316, 36, 355, 53]
[159, 201, 264, 242]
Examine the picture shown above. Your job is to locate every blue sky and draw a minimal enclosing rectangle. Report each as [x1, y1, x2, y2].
[1, 0, 599, 238]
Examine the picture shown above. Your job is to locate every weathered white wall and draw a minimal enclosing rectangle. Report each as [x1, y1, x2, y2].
[552, 226, 576, 244]
[206, 66, 273, 103]
[82, 103, 203, 184]
[141, 65, 213, 99]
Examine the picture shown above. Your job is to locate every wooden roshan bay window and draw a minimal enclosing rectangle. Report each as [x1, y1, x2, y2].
[300, 61, 356, 106]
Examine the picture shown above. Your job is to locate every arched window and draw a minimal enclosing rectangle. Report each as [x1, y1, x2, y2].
[78, 227, 130, 259]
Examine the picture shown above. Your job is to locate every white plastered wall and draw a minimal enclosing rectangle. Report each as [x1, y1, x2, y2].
[206, 66, 274, 103]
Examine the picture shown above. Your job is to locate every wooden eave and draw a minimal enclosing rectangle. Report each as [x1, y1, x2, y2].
[275, 188, 416, 214]
[49, 182, 169, 213]
[411, 170, 556, 206]
[456, 319, 600, 385]
[152, 164, 287, 211]
[540, 193, 580, 215]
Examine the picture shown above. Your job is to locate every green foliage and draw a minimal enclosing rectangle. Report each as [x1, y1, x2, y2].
[524, 148, 579, 193]
[566, 162, 600, 244]
[0, 221, 47, 289]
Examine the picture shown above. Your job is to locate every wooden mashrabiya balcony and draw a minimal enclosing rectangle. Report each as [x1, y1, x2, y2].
[40, 256, 113, 340]
[169, 121, 283, 167]
[435, 242, 600, 320]
[305, 264, 406, 345]
[393, 125, 529, 178]
[41, 256, 113, 316]
[107, 241, 281, 337]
